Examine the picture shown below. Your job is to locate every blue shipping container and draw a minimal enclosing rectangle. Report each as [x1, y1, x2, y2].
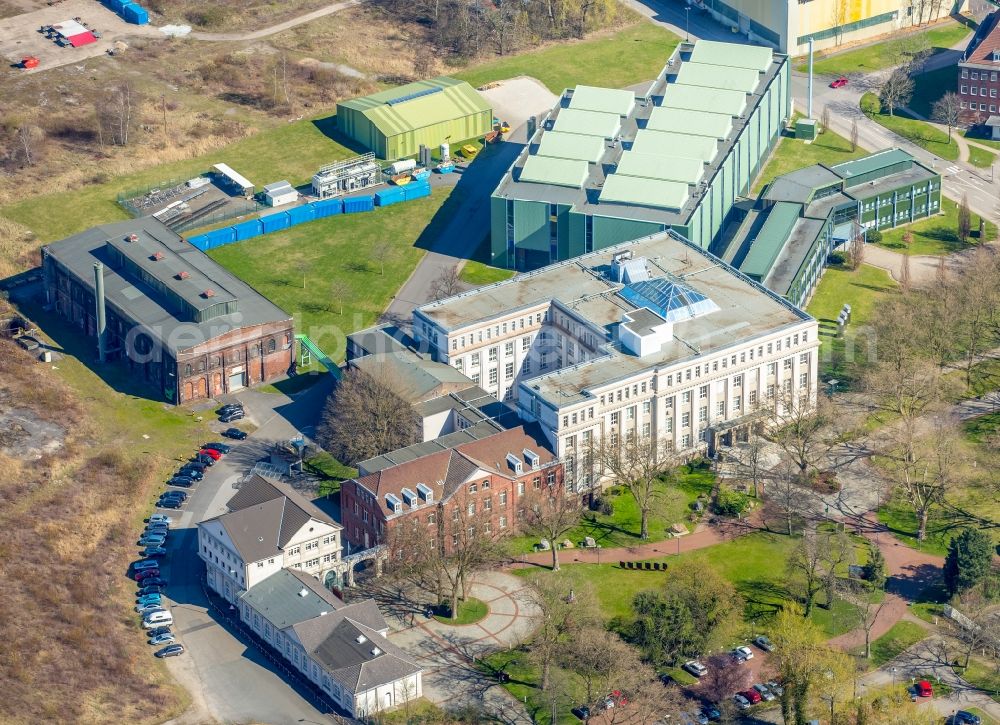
[312, 198, 343, 218]
[122, 3, 150, 24]
[375, 187, 406, 207]
[207, 226, 237, 247]
[233, 219, 263, 241]
[106, 0, 128, 12]
[186, 234, 210, 251]
[260, 211, 291, 234]
[403, 181, 431, 201]
[286, 205, 316, 225]
[343, 195, 375, 214]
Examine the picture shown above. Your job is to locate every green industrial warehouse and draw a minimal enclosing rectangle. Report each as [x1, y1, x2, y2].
[489, 40, 791, 270]
[336, 77, 493, 160]
[720, 148, 941, 307]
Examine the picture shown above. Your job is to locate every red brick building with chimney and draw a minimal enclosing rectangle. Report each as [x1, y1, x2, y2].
[958, 11, 1000, 124]
[340, 425, 562, 554]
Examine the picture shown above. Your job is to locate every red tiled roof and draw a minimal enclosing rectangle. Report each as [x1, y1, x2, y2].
[963, 11, 1000, 65]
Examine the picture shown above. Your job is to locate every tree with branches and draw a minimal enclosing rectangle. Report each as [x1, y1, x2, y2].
[958, 194, 972, 244]
[524, 576, 599, 697]
[899, 252, 911, 292]
[764, 394, 841, 487]
[787, 525, 825, 617]
[329, 277, 351, 315]
[850, 118, 859, 152]
[371, 240, 395, 276]
[429, 266, 463, 300]
[878, 68, 914, 117]
[931, 92, 962, 142]
[840, 560, 891, 660]
[850, 220, 866, 268]
[519, 487, 582, 571]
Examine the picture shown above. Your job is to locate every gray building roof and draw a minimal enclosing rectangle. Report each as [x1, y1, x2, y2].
[764, 165, 842, 204]
[241, 568, 350, 629]
[43, 218, 291, 357]
[357, 418, 506, 475]
[351, 349, 477, 405]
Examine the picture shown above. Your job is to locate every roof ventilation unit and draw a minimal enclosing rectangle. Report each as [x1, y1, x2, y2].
[356, 634, 367, 644]
[298, 587, 309, 598]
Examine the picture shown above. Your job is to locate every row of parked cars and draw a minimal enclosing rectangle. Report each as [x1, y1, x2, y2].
[133, 520, 184, 658]
[678, 636, 779, 721]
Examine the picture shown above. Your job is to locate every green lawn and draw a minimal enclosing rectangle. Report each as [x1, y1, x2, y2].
[481, 650, 586, 725]
[877, 197, 998, 255]
[805, 264, 898, 382]
[955, 657, 1000, 702]
[509, 462, 714, 553]
[909, 602, 944, 624]
[517, 531, 860, 637]
[305, 451, 358, 498]
[455, 23, 680, 93]
[459, 259, 515, 286]
[754, 116, 867, 193]
[207, 188, 450, 360]
[433, 597, 488, 625]
[1, 115, 354, 244]
[865, 621, 928, 666]
[800, 20, 972, 76]
[862, 98, 960, 161]
[968, 144, 998, 169]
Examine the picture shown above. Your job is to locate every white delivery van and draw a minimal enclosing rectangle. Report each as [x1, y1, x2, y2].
[143, 611, 173, 628]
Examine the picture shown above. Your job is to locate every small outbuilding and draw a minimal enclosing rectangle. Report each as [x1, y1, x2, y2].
[336, 77, 492, 160]
[262, 181, 298, 207]
[213, 163, 255, 198]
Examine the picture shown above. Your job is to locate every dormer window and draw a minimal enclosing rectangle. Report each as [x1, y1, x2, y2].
[506, 452, 523, 474]
[385, 493, 402, 513]
[993, 50, 1000, 61]
[416, 483, 433, 502]
[401, 487, 417, 507]
[523, 448, 541, 470]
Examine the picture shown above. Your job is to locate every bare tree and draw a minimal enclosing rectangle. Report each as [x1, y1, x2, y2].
[294, 259, 309, 289]
[878, 69, 914, 117]
[850, 118, 859, 152]
[958, 194, 972, 244]
[15, 125, 43, 166]
[839, 575, 891, 659]
[787, 525, 825, 616]
[329, 277, 351, 314]
[727, 423, 770, 498]
[830, 0, 849, 45]
[850, 220, 866, 268]
[525, 576, 599, 696]
[587, 434, 674, 540]
[695, 653, 752, 705]
[563, 626, 658, 718]
[821, 104, 831, 134]
[764, 394, 841, 487]
[98, 81, 139, 146]
[951, 588, 1000, 669]
[899, 252, 911, 292]
[932, 92, 962, 142]
[371, 241, 395, 276]
[317, 366, 418, 465]
[765, 459, 808, 535]
[820, 527, 854, 609]
[519, 487, 582, 571]
[429, 266, 463, 300]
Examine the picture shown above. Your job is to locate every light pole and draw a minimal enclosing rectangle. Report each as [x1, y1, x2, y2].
[685, 7, 691, 42]
[891, 667, 897, 690]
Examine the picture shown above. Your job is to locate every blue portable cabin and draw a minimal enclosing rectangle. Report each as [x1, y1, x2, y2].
[121, 3, 150, 24]
[286, 204, 315, 225]
[105, 0, 129, 12]
[312, 198, 343, 218]
[343, 195, 375, 214]
[402, 180, 431, 201]
[375, 186, 406, 208]
[260, 211, 291, 234]
[233, 219, 263, 241]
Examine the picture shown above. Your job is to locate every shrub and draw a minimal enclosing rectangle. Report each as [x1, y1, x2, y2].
[866, 228, 882, 244]
[828, 251, 847, 266]
[713, 486, 750, 517]
[186, 6, 228, 27]
[860, 92, 881, 117]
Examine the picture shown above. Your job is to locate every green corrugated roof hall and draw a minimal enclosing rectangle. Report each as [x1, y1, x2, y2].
[336, 77, 493, 160]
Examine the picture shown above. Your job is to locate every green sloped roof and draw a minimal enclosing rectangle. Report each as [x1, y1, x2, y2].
[599, 175, 689, 210]
[630, 129, 718, 162]
[519, 155, 589, 188]
[689, 40, 773, 72]
[569, 85, 635, 116]
[675, 61, 761, 94]
[615, 151, 704, 185]
[553, 108, 621, 138]
[646, 107, 733, 139]
[830, 148, 914, 179]
[337, 77, 491, 137]
[662, 83, 747, 117]
[537, 131, 606, 163]
[741, 202, 801, 280]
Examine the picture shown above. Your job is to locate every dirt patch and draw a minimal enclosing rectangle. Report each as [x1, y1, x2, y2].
[0, 407, 65, 459]
[145, 0, 333, 31]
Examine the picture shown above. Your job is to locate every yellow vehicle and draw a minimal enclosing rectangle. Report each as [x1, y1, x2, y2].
[499, 121, 511, 133]
[460, 144, 479, 159]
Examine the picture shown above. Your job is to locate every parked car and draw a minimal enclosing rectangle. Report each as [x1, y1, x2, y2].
[139, 576, 167, 587]
[155, 644, 184, 658]
[142, 611, 173, 628]
[134, 569, 161, 582]
[701, 706, 721, 722]
[222, 427, 247, 440]
[766, 681, 784, 697]
[191, 453, 215, 467]
[219, 409, 245, 423]
[915, 680, 933, 698]
[217, 403, 243, 416]
[571, 705, 590, 721]
[148, 632, 176, 646]
[753, 635, 775, 652]
[146, 626, 171, 638]
[198, 448, 222, 461]
[658, 673, 674, 686]
[602, 690, 627, 709]
[952, 711, 982, 725]
[144, 527, 168, 538]
[178, 467, 203, 481]
[138, 585, 163, 596]
[137, 594, 162, 606]
[830, 76, 849, 88]
[741, 689, 762, 705]
[138, 535, 166, 547]
[143, 546, 168, 558]
[753, 683, 775, 701]
[734, 694, 751, 710]
[202, 442, 231, 454]
[182, 461, 208, 473]
[682, 660, 708, 678]
[136, 603, 165, 615]
[168, 476, 194, 487]
[158, 498, 183, 509]
[160, 491, 188, 501]
[148, 514, 172, 525]
[732, 645, 754, 662]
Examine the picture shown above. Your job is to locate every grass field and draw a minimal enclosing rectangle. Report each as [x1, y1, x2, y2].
[878, 197, 998, 255]
[968, 144, 998, 169]
[955, 657, 1000, 702]
[455, 23, 680, 93]
[753, 118, 867, 193]
[864, 620, 928, 666]
[207, 189, 449, 360]
[482, 650, 586, 725]
[433, 597, 488, 625]
[805, 264, 898, 381]
[862, 98, 961, 161]
[800, 20, 973, 76]
[509, 462, 714, 553]
[459, 260, 516, 286]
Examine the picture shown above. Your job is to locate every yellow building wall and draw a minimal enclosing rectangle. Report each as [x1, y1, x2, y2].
[798, 0, 899, 36]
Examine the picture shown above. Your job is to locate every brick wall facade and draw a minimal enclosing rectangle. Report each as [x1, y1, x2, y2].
[957, 64, 1000, 123]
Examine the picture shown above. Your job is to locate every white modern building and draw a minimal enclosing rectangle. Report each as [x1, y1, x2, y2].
[262, 180, 298, 207]
[413, 230, 819, 495]
[198, 475, 345, 599]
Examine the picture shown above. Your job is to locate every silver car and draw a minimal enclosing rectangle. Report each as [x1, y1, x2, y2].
[753, 683, 776, 701]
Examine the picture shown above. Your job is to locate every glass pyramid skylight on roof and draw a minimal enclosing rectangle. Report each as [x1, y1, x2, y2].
[618, 277, 719, 323]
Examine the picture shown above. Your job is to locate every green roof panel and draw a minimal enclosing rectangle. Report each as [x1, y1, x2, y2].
[599, 175, 689, 210]
[536, 131, 606, 163]
[830, 148, 915, 179]
[569, 85, 635, 116]
[519, 156, 589, 188]
[675, 61, 762, 93]
[630, 130, 718, 163]
[553, 108, 622, 138]
[338, 76, 491, 138]
[740, 202, 801, 280]
[661, 83, 747, 117]
[688, 40, 773, 72]
[615, 151, 704, 185]
[646, 107, 733, 139]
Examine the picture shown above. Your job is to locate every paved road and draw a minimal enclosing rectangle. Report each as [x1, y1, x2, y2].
[157, 377, 338, 725]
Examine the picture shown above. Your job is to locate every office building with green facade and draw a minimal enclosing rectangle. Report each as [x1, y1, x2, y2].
[721, 148, 941, 308]
[488, 40, 791, 271]
[336, 77, 492, 160]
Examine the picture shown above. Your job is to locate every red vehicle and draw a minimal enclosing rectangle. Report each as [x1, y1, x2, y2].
[741, 689, 763, 705]
[135, 569, 161, 582]
[830, 76, 849, 88]
[198, 448, 222, 461]
[916, 680, 933, 697]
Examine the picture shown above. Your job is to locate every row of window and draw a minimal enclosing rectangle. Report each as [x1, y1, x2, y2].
[181, 336, 287, 377]
[961, 69, 999, 81]
[961, 101, 997, 113]
[449, 312, 546, 351]
[961, 85, 998, 98]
